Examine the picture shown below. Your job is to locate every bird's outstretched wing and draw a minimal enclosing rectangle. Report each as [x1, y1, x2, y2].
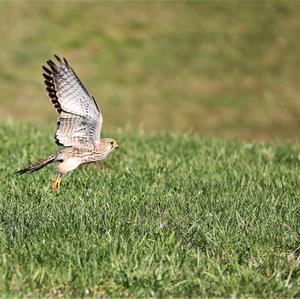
[43, 55, 102, 147]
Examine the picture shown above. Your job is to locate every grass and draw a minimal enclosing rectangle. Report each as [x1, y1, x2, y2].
[1, 2, 300, 297]
[0, 2, 300, 141]
[1, 123, 300, 297]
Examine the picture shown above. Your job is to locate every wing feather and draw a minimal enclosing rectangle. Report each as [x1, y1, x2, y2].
[42, 55, 102, 147]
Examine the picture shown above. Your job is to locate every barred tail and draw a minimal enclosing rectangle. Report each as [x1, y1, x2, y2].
[15, 153, 57, 175]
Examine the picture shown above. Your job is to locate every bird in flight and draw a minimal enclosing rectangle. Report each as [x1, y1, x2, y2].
[16, 55, 118, 191]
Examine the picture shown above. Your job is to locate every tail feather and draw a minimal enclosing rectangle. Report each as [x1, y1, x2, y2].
[16, 153, 57, 175]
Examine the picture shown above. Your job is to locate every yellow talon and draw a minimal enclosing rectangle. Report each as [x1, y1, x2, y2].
[52, 174, 62, 192]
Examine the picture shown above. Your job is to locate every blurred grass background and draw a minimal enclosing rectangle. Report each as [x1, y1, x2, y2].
[0, 1, 300, 141]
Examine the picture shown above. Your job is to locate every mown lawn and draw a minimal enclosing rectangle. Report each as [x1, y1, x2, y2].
[0, 124, 299, 297]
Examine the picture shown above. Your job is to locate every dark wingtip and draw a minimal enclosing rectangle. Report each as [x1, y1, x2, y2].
[47, 59, 55, 66]
[46, 86, 55, 92]
[43, 73, 52, 81]
[42, 65, 52, 74]
[54, 54, 62, 62]
[63, 57, 69, 65]
[47, 59, 58, 72]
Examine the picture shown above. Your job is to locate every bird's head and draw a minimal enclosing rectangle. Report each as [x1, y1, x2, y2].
[100, 138, 119, 155]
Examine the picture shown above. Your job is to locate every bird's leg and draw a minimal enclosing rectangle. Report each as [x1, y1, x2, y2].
[52, 174, 62, 192]
[56, 174, 61, 190]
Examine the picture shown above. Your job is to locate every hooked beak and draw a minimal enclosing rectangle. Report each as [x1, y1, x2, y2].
[115, 142, 119, 149]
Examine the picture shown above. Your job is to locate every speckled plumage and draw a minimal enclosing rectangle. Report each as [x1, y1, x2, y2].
[16, 55, 118, 191]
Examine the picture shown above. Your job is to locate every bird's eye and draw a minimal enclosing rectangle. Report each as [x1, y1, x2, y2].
[110, 141, 114, 145]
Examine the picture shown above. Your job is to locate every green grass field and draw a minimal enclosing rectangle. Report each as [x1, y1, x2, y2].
[1, 2, 300, 297]
[0, 2, 300, 141]
[1, 124, 300, 297]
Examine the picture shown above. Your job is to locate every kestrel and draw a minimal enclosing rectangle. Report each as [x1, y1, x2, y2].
[16, 55, 118, 191]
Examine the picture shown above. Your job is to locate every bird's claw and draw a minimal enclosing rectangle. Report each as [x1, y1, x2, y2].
[52, 174, 61, 192]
